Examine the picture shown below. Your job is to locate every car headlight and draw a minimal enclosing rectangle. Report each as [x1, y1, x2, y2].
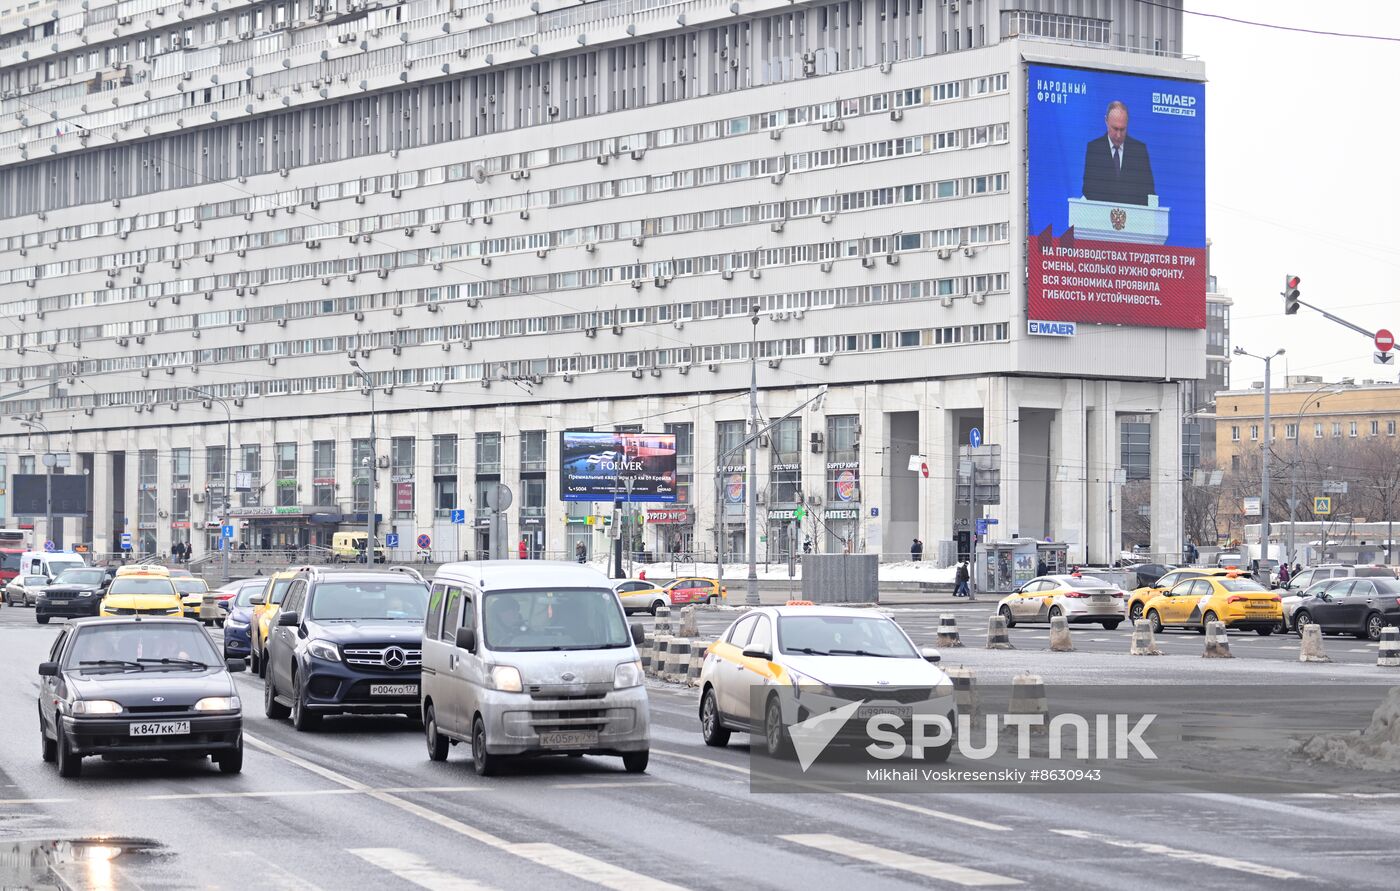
[306, 639, 342, 662]
[70, 699, 122, 716]
[787, 669, 834, 699]
[613, 660, 644, 689]
[78, 591, 93, 597]
[225, 618, 249, 630]
[194, 696, 241, 712]
[931, 678, 954, 698]
[490, 665, 523, 693]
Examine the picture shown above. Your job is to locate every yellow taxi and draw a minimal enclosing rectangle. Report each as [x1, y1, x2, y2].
[99, 570, 183, 618]
[1126, 567, 1235, 624]
[248, 569, 300, 677]
[1141, 572, 1283, 636]
[174, 576, 213, 620]
[663, 577, 727, 606]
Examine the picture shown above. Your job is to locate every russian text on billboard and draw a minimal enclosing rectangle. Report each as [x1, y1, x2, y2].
[559, 432, 677, 502]
[1027, 64, 1206, 329]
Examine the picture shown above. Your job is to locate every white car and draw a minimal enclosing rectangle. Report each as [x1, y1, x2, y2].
[613, 580, 668, 615]
[996, 574, 1127, 630]
[697, 605, 954, 760]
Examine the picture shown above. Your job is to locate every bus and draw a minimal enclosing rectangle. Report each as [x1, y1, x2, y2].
[0, 528, 28, 549]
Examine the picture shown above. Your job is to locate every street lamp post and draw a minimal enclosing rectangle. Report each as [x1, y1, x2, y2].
[1233, 347, 1285, 563]
[747, 308, 761, 606]
[349, 360, 377, 564]
[185, 389, 233, 582]
[13, 417, 53, 550]
[1287, 382, 1345, 564]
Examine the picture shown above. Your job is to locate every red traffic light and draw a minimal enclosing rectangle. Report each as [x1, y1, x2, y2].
[1286, 275, 1301, 289]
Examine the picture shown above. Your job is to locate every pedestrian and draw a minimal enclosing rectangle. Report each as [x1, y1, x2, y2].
[910, 538, 923, 562]
[1037, 557, 1047, 577]
[954, 560, 970, 598]
[1278, 563, 1291, 586]
[802, 537, 812, 554]
[575, 541, 587, 563]
[518, 539, 528, 560]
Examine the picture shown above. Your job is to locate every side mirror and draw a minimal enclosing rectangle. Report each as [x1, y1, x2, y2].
[250, 593, 266, 606]
[38, 662, 58, 677]
[225, 658, 247, 673]
[276, 611, 300, 627]
[741, 646, 772, 661]
[920, 646, 941, 664]
[630, 622, 645, 645]
[454, 627, 476, 653]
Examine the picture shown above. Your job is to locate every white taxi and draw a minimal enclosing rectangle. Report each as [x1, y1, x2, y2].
[696, 605, 954, 760]
[996, 574, 1127, 630]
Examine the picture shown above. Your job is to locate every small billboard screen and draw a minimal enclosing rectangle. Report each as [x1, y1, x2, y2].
[11, 474, 89, 516]
[1027, 64, 1206, 329]
[559, 432, 677, 502]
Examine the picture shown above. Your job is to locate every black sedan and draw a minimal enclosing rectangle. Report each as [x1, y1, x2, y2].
[38, 616, 246, 778]
[36, 567, 109, 622]
[1292, 577, 1400, 642]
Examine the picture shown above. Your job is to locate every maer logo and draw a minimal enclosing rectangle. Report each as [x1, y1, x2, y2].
[1028, 320, 1077, 337]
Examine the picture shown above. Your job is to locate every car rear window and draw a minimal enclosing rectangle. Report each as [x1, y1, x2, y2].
[1218, 579, 1268, 593]
[1371, 579, 1400, 594]
[1354, 567, 1397, 578]
[174, 579, 209, 594]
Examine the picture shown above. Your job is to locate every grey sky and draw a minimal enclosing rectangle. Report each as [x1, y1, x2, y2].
[1186, 1, 1400, 389]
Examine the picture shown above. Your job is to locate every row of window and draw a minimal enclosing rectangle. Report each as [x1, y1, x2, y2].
[1232, 419, 1399, 441]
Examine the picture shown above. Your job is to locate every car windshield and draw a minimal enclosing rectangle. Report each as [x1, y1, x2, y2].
[24, 575, 47, 586]
[1219, 579, 1268, 593]
[268, 579, 292, 604]
[308, 581, 428, 620]
[53, 569, 104, 586]
[778, 615, 919, 658]
[65, 624, 219, 672]
[174, 579, 209, 595]
[107, 578, 178, 596]
[233, 582, 267, 607]
[482, 588, 629, 651]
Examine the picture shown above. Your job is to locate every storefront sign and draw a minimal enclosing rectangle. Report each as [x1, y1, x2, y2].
[137, 522, 157, 530]
[824, 508, 860, 520]
[767, 509, 799, 521]
[312, 477, 336, 486]
[395, 482, 414, 512]
[391, 474, 415, 484]
[229, 505, 312, 518]
[772, 463, 800, 473]
[170, 521, 190, 529]
[276, 479, 297, 489]
[647, 508, 691, 524]
[724, 472, 745, 504]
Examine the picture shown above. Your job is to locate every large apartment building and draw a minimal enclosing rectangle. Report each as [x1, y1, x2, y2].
[0, 0, 1200, 565]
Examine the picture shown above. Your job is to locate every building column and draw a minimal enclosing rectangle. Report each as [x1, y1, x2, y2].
[1086, 385, 1113, 565]
[92, 450, 113, 558]
[1052, 384, 1089, 565]
[156, 442, 173, 558]
[1151, 382, 1184, 562]
[921, 396, 952, 561]
[985, 377, 1021, 540]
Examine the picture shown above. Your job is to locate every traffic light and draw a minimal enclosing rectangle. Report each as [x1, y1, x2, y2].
[1282, 275, 1301, 315]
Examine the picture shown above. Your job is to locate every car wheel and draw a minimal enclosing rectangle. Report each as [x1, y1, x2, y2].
[1256, 626, 1273, 637]
[700, 688, 730, 748]
[55, 723, 81, 778]
[1129, 602, 1145, 622]
[763, 695, 793, 759]
[217, 736, 244, 774]
[649, 600, 664, 616]
[998, 604, 1016, 628]
[1293, 611, 1313, 637]
[40, 709, 56, 764]
[249, 646, 261, 677]
[1146, 610, 1164, 634]
[263, 668, 289, 719]
[425, 704, 449, 762]
[472, 715, 499, 777]
[1365, 613, 1385, 642]
[1048, 605, 1064, 621]
[707, 595, 718, 606]
[36, 616, 49, 625]
[1203, 611, 1219, 634]
[1101, 620, 1121, 631]
[622, 750, 649, 773]
[291, 673, 320, 732]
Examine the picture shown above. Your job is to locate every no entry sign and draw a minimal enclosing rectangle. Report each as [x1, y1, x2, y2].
[1376, 328, 1394, 353]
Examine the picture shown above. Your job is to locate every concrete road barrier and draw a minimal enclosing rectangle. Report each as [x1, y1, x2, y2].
[1379, 627, 1400, 668]
[688, 640, 710, 685]
[667, 638, 692, 683]
[653, 634, 673, 678]
[677, 605, 698, 637]
[945, 666, 977, 716]
[1049, 615, 1074, 652]
[1008, 673, 1047, 732]
[1299, 624, 1332, 663]
[654, 605, 673, 637]
[935, 614, 963, 648]
[640, 632, 655, 672]
[1129, 619, 1162, 656]
[986, 615, 1014, 650]
[1203, 621, 1233, 658]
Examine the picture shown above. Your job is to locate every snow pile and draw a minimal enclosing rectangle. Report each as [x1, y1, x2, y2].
[623, 559, 958, 585]
[1298, 686, 1400, 772]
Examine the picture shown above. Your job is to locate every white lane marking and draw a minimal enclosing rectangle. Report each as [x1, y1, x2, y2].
[351, 848, 498, 891]
[781, 834, 1020, 887]
[0, 786, 490, 807]
[244, 733, 690, 891]
[652, 748, 1010, 832]
[1051, 829, 1308, 880]
[547, 781, 671, 789]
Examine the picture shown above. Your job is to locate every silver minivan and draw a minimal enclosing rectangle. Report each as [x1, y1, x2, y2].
[420, 561, 651, 776]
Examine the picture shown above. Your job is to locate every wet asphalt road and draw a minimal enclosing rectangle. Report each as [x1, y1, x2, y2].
[2, 604, 1399, 890]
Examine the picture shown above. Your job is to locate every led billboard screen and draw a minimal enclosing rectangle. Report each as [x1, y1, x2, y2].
[11, 474, 89, 516]
[559, 432, 677, 502]
[1027, 64, 1206, 329]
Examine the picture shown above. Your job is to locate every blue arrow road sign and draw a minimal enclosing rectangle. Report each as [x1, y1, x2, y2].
[975, 519, 988, 536]
[221, 524, 234, 538]
[969, 427, 982, 449]
[450, 509, 466, 524]
[385, 533, 400, 548]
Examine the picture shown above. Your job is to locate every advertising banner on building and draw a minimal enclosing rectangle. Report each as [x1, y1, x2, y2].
[1027, 64, 1206, 329]
[10, 474, 88, 516]
[559, 432, 677, 502]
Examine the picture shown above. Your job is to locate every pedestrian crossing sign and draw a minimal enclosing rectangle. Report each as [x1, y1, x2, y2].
[1313, 496, 1332, 515]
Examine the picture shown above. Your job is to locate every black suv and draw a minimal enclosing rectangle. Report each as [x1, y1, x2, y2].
[37, 567, 110, 621]
[262, 569, 429, 731]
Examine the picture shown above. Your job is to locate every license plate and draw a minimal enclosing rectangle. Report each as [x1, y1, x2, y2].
[856, 705, 914, 720]
[369, 684, 418, 696]
[1091, 595, 1111, 602]
[1245, 602, 1273, 609]
[129, 721, 190, 736]
[539, 730, 598, 747]
[49, 598, 70, 605]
